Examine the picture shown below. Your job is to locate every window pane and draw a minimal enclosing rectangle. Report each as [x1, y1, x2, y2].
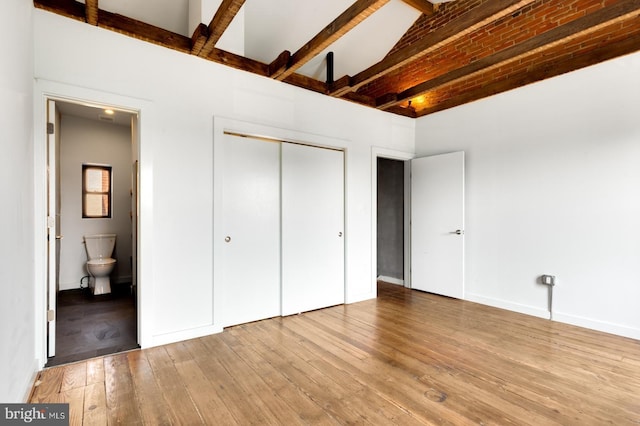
[85, 194, 109, 217]
[85, 168, 110, 193]
[82, 164, 111, 218]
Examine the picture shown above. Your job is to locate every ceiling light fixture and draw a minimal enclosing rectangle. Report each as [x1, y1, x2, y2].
[104, 109, 115, 115]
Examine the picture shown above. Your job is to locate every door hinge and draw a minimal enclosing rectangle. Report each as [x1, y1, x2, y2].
[47, 122, 54, 135]
[47, 309, 55, 322]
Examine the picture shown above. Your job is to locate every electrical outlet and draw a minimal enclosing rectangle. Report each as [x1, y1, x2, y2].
[541, 275, 556, 286]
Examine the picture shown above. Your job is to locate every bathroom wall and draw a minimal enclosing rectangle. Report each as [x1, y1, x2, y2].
[0, 0, 36, 403]
[58, 114, 133, 291]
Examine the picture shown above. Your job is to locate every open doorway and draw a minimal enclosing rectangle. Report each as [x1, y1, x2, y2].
[45, 99, 139, 366]
[376, 157, 406, 287]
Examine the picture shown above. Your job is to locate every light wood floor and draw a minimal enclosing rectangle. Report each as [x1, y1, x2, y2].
[30, 282, 640, 425]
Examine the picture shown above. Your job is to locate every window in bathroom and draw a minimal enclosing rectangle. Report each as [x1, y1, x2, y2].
[82, 164, 112, 218]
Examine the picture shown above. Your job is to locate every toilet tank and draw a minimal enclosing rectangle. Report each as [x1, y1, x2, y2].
[84, 234, 117, 259]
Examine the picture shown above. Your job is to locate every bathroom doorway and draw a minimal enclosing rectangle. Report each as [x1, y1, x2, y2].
[45, 99, 140, 366]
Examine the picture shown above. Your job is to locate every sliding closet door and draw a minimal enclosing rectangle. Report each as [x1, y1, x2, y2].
[220, 134, 281, 327]
[281, 143, 345, 316]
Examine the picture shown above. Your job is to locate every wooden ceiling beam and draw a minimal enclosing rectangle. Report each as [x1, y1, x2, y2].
[191, 23, 209, 55]
[34, 0, 86, 22]
[85, 0, 99, 25]
[379, 0, 640, 109]
[330, 0, 536, 96]
[283, 73, 330, 94]
[209, 47, 270, 76]
[269, 50, 292, 78]
[194, 0, 246, 57]
[98, 8, 192, 53]
[415, 27, 640, 117]
[400, 0, 436, 16]
[272, 0, 392, 80]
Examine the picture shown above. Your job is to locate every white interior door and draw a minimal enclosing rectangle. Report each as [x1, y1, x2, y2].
[411, 151, 465, 299]
[220, 134, 281, 327]
[281, 143, 345, 316]
[46, 99, 57, 357]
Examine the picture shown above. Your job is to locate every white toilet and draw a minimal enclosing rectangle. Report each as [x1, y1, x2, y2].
[84, 234, 117, 295]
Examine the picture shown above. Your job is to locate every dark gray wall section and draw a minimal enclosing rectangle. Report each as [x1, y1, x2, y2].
[377, 158, 404, 280]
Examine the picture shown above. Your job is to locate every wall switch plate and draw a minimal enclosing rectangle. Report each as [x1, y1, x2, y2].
[541, 275, 556, 286]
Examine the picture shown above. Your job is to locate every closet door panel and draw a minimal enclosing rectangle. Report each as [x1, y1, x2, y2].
[281, 143, 345, 316]
[221, 134, 281, 327]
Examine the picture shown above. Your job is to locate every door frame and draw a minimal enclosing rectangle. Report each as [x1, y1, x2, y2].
[371, 147, 414, 294]
[33, 80, 152, 367]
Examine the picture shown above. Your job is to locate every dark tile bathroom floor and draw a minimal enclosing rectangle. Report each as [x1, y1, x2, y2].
[46, 284, 138, 367]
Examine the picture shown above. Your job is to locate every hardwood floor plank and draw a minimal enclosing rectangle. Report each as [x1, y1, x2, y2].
[30, 367, 65, 403]
[61, 362, 87, 391]
[144, 345, 175, 371]
[86, 357, 105, 384]
[61, 387, 84, 426]
[172, 358, 238, 425]
[28, 283, 640, 425]
[144, 348, 204, 423]
[127, 350, 179, 425]
[224, 327, 341, 425]
[164, 341, 194, 364]
[83, 382, 107, 426]
[197, 335, 285, 425]
[218, 330, 335, 425]
[104, 353, 143, 425]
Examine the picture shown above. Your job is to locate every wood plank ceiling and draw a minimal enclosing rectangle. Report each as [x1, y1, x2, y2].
[34, 0, 640, 118]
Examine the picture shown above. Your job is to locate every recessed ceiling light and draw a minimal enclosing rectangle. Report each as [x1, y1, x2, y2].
[104, 109, 115, 115]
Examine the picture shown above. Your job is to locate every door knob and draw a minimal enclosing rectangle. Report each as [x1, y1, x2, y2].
[225, 236, 231, 243]
[453, 229, 464, 235]
[338, 232, 343, 237]
[55, 235, 64, 240]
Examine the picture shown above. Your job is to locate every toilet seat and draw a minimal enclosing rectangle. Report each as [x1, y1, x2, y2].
[87, 258, 116, 266]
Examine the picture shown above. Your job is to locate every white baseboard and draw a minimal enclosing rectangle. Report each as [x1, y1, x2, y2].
[377, 275, 404, 286]
[346, 291, 376, 304]
[149, 324, 223, 348]
[466, 293, 640, 340]
[21, 361, 40, 402]
[553, 312, 640, 341]
[465, 292, 550, 319]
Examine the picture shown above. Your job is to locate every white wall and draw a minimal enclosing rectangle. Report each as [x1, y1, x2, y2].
[415, 52, 640, 339]
[0, 1, 36, 402]
[33, 10, 415, 349]
[59, 115, 133, 290]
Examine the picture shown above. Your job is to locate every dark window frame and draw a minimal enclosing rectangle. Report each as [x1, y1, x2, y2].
[82, 164, 112, 218]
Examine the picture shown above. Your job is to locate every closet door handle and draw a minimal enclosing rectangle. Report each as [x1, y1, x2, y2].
[225, 236, 231, 243]
[338, 232, 343, 237]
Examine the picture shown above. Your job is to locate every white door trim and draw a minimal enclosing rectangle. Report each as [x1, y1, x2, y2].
[371, 147, 415, 296]
[33, 80, 151, 366]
